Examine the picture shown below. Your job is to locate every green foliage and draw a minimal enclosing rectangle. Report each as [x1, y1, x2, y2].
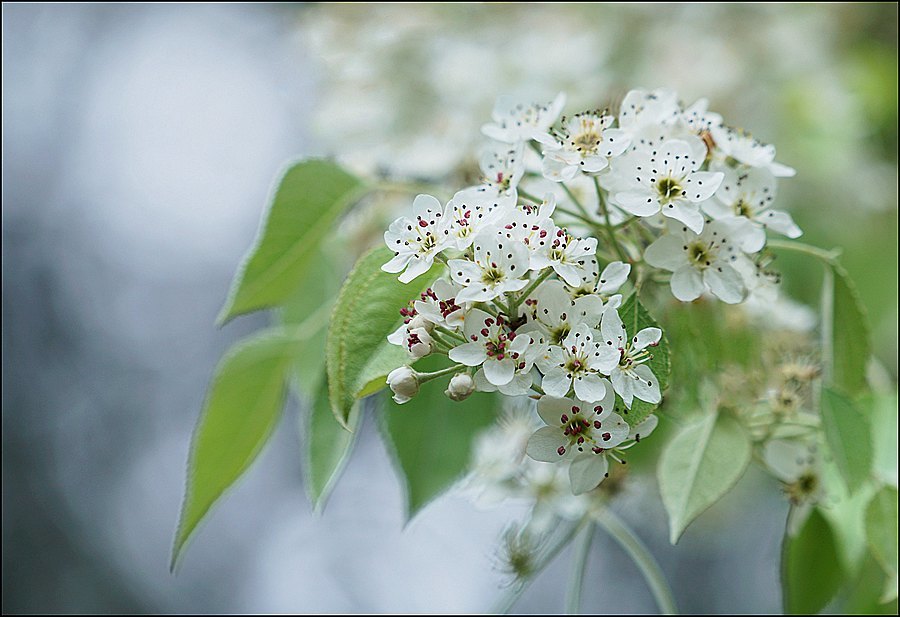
[616, 293, 670, 427]
[657, 411, 751, 544]
[868, 391, 899, 486]
[831, 264, 871, 397]
[303, 376, 361, 511]
[326, 245, 438, 427]
[821, 388, 873, 494]
[218, 160, 364, 322]
[866, 486, 899, 602]
[380, 357, 497, 519]
[173, 330, 297, 568]
[782, 508, 844, 614]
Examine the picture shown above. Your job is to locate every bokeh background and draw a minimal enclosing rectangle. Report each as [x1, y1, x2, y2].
[3, 3, 897, 613]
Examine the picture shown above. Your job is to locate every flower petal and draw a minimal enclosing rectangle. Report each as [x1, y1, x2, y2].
[569, 454, 608, 494]
[526, 426, 566, 462]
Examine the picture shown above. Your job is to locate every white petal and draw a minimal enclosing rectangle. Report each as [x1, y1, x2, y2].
[398, 256, 433, 283]
[498, 371, 534, 396]
[628, 414, 659, 441]
[537, 395, 571, 425]
[412, 193, 443, 217]
[382, 251, 411, 274]
[631, 364, 662, 404]
[541, 368, 571, 397]
[569, 454, 608, 494]
[598, 261, 631, 293]
[662, 201, 705, 234]
[670, 265, 704, 301]
[704, 264, 745, 304]
[615, 191, 661, 217]
[573, 373, 608, 403]
[632, 327, 662, 351]
[526, 426, 567, 462]
[483, 357, 515, 386]
[448, 342, 487, 366]
[610, 367, 634, 409]
[683, 171, 724, 202]
[600, 306, 625, 349]
[644, 235, 687, 271]
[763, 210, 803, 238]
[598, 412, 630, 448]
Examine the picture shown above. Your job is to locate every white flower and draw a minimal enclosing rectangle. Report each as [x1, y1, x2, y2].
[448, 230, 530, 303]
[628, 414, 659, 442]
[541, 111, 631, 181]
[482, 92, 566, 144]
[525, 394, 629, 494]
[606, 139, 724, 233]
[382, 194, 452, 283]
[704, 166, 802, 251]
[529, 226, 598, 286]
[536, 323, 619, 402]
[442, 192, 507, 251]
[565, 257, 630, 322]
[473, 330, 544, 396]
[455, 143, 525, 209]
[449, 309, 533, 387]
[644, 220, 753, 304]
[710, 125, 796, 177]
[600, 307, 662, 409]
[445, 373, 476, 401]
[617, 88, 681, 137]
[413, 279, 465, 329]
[500, 194, 557, 257]
[387, 366, 419, 404]
[521, 280, 592, 346]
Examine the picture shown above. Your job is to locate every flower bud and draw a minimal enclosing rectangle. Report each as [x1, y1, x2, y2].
[387, 366, 419, 404]
[408, 327, 432, 359]
[445, 372, 475, 401]
[409, 314, 434, 332]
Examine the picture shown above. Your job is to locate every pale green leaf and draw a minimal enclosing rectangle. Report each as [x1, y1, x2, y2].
[219, 159, 364, 322]
[658, 412, 751, 544]
[173, 330, 296, 568]
[820, 456, 875, 576]
[303, 375, 361, 511]
[326, 245, 439, 426]
[831, 263, 871, 397]
[781, 508, 844, 614]
[866, 486, 899, 598]
[380, 357, 497, 519]
[616, 294, 670, 427]
[868, 391, 899, 487]
[821, 387, 873, 493]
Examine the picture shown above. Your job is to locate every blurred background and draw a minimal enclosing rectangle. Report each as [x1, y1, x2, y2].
[3, 3, 896, 613]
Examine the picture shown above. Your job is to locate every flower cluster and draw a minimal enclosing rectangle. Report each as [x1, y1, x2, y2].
[380, 88, 802, 495]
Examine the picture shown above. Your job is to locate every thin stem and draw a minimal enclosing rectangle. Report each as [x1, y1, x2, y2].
[819, 264, 835, 397]
[766, 239, 842, 265]
[417, 364, 464, 384]
[518, 187, 543, 203]
[515, 269, 554, 311]
[593, 176, 629, 263]
[593, 507, 678, 615]
[427, 330, 455, 352]
[491, 517, 591, 614]
[556, 205, 601, 228]
[434, 325, 466, 343]
[565, 523, 595, 614]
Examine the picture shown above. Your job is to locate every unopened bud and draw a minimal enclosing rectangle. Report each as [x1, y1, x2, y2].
[387, 366, 419, 404]
[409, 314, 434, 332]
[445, 372, 475, 401]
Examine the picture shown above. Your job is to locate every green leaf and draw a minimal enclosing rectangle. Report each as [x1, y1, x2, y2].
[173, 330, 296, 568]
[819, 456, 876, 577]
[868, 391, 899, 487]
[219, 159, 364, 323]
[841, 555, 899, 614]
[821, 388, 873, 493]
[280, 248, 342, 396]
[326, 245, 438, 427]
[782, 508, 844, 614]
[658, 412, 751, 544]
[831, 264, 871, 397]
[380, 357, 497, 519]
[303, 375, 361, 511]
[866, 486, 899, 601]
[616, 294, 671, 427]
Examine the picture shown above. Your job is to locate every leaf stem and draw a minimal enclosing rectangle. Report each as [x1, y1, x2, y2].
[417, 364, 464, 384]
[766, 239, 842, 265]
[565, 523, 595, 614]
[434, 325, 466, 343]
[515, 269, 554, 312]
[593, 176, 629, 263]
[592, 507, 678, 615]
